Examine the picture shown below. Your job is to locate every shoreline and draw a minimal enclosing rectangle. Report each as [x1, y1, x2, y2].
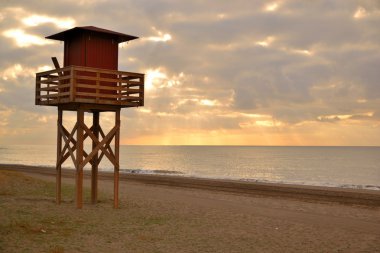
[1, 163, 380, 207]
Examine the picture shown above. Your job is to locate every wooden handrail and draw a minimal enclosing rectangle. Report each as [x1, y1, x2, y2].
[35, 65, 144, 108]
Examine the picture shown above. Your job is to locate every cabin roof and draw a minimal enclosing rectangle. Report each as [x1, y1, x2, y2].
[46, 26, 138, 43]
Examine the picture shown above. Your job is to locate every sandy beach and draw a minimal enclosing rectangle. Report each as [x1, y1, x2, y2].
[1, 164, 380, 252]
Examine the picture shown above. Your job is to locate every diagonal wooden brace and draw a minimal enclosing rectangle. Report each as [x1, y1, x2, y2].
[97, 125, 115, 164]
[59, 123, 77, 166]
[60, 124, 93, 166]
[58, 123, 78, 164]
[99, 126, 116, 159]
[81, 124, 118, 168]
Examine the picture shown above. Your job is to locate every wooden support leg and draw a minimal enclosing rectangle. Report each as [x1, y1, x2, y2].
[76, 109, 84, 209]
[91, 111, 99, 204]
[56, 109, 63, 204]
[114, 109, 120, 208]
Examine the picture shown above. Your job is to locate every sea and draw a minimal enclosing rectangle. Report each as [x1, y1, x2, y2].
[0, 145, 379, 190]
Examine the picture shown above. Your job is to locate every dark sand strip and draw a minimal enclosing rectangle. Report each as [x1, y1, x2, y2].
[1, 163, 379, 207]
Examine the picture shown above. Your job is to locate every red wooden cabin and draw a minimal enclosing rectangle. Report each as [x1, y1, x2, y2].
[46, 26, 137, 70]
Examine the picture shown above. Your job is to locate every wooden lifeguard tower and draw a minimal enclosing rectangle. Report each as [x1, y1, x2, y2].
[35, 26, 144, 208]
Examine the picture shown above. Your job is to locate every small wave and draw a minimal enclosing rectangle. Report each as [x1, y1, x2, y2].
[339, 184, 380, 191]
[239, 178, 380, 191]
[120, 169, 184, 175]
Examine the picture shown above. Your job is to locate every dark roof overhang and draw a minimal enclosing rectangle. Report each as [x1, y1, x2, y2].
[46, 26, 138, 43]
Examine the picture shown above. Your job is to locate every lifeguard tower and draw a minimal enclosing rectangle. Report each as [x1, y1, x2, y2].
[35, 26, 144, 208]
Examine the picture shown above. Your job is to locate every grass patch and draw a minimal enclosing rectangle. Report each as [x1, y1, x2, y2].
[0, 170, 55, 197]
[0, 170, 103, 203]
[0, 170, 173, 253]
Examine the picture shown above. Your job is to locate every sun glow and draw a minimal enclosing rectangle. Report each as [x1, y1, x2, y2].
[217, 13, 226, 19]
[265, 2, 279, 12]
[293, 49, 313, 56]
[256, 36, 275, 47]
[239, 119, 284, 128]
[199, 99, 217, 106]
[145, 69, 167, 89]
[354, 7, 367, 19]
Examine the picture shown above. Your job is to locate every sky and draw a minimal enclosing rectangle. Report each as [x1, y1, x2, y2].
[0, 0, 380, 146]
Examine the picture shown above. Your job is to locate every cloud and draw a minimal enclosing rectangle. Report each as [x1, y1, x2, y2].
[0, 0, 379, 145]
[2, 28, 53, 47]
[143, 27, 172, 42]
[0, 64, 51, 82]
[22, 14, 75, 28]
[1, 7, 76, 49]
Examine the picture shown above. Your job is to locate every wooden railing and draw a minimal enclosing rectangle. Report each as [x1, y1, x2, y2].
[35, 66, 144, 107]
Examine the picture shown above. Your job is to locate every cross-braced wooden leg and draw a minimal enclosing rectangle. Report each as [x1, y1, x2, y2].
[55, 107, 121, 209]
[91, 111, 100, 204]
[76, 109, 84, 209]
[114, 109, 120, 208]
[56, 109, 63, 204]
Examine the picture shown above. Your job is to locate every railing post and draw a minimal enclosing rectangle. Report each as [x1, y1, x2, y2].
[70, 66, 75, 102]
[117, 73, 120, 104]
[141, 75, 145, 106]
[35, 75, 41, 105]
[57, 69, 60, 104]
[96, 72, 100, 104]
[47, 82, 50, 104]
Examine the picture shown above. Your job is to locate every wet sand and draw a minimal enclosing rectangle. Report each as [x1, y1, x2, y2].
[1, 164, 380, 207]
[1, 164, 380, 252]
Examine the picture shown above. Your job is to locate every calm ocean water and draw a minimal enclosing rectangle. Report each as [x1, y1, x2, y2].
[0, 145, 379, 190]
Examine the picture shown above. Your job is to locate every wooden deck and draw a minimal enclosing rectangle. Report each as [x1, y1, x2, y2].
[35, 66, 144, 108]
